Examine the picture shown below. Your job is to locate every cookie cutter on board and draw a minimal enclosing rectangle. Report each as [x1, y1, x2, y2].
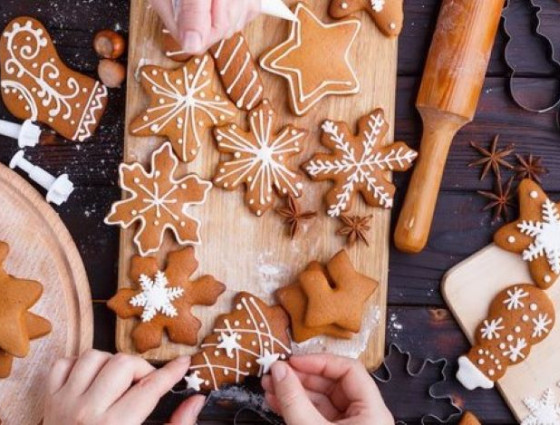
[503, 0, 560, 114]
[373, 344, 463, 425]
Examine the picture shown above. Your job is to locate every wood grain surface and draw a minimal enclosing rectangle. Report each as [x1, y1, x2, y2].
[0, 164, 93, 425]
[116, 0, 398, 368]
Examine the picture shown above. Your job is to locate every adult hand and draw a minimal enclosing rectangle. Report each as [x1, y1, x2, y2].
[261, 354, 394, 425]
[43, 349, 205, 425]
[150, 0, 261, 54]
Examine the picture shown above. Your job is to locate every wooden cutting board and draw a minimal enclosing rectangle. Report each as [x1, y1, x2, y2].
[442, 244, 560, 422]
[118, 0, 399, 369]
[0, 163, 93, 425]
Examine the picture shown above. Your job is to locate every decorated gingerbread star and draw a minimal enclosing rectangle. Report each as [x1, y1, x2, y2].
[104, 142, 212, 257]
[130, 54, 237, 163]
[303, 109, 417, 217]
[213, 99, 307, 217]
[107, 247, 225, 353]
[494, 179, 560, 289]
[329, 0, 404, 37]
[0, 242, 45, 357]
[260, 3, 361, 116]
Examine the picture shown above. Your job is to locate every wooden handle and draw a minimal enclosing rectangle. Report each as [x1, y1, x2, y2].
[394, 110, 464, 253]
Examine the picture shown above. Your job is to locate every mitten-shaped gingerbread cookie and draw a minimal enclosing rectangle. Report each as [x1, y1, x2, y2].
[329, 0, 404, 37]
[0, 17, 108, 142]
[456, 284, 555, 390]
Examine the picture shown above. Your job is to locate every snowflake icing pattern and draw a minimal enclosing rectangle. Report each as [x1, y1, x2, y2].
[503, 338, 528, 362]
[503, 286, 530, 310]
[130, 54, 237, 163]
[532, 313, 553, 338]
[304, 110, 417, 217]
[213, 100, 306, 216]
[480, 318, 504, 340]
[522, 388, 560, 425]
[129, 271, 184, 322]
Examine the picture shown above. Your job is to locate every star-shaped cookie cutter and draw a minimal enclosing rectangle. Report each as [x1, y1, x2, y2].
[373, 344, 463, 425]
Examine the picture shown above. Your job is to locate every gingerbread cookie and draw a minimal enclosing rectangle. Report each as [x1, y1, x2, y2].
[161, 30, 191, 62]
[104, 142, 212, 257]
[108, 247, 225, 353]
[456, 284, 555, 390]
[0, 17, 108, 142]
[494, 179, 560, 289]
[260, 3, 361, 116]
[299, 250, 378, 333]
[209, 33, 264, 111]
[0, 312, 52, 379]
[459, 412, 481, 425]
[303, 109, 417, 217]
[130, 54, 237, 163]
[213, 99, 307, 217]
[276, 262, 354, 343]
[329, 0, 404, 37]
[185, 292, 292, 392]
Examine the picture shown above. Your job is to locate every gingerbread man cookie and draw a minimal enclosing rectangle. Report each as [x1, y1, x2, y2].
[104, 142, 212, 257]
[494, 179, 560, 289]
[213, 99, 307, 217]
[260, 3, 361, 116]
[0, 17, 108, 142]
[185, 292, 292, 392]
[130, 54, 237, 163]
[456, 284, 555, 390]
[108, 247, 225, 353]
[303, 109, 417, 217]
[329, 0, 404, 37]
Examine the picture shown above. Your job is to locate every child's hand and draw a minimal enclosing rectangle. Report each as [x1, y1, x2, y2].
[150, 0, 261, 55]
[43, 350, 205, 425]
[261, 355, 394, 425]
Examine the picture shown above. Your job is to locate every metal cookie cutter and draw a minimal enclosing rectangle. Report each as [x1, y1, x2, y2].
[373, 344, 463, 425]
[503, 0, 560, 114]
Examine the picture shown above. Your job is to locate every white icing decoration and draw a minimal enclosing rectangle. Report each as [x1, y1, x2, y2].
[532, 313, 553, 338]
[456, 355, 494, 390]
[503, 286, 530, 310]
[184, 370, 205, 391]
[521, 388, 560, 425]
[129, 271, 184, 322]
[508, 236, 516, 244]
[530, 190, 539, 199]
[305, 115, 417, 217]
[480, 317, 504, 340]
[256, 349, 280, 374]
[517, 198, 560, 277]
[216, 331, 241, 357]
[503, 338, 528, 362]
[371, 0, 386, 12]
[259, 3, 361, 116]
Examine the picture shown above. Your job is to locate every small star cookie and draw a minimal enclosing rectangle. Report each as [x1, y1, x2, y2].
[213, 99, 307, 217]
[130, 54, 237, 163]
[107, 247, 225, 353]
[494, 179, 560, 289]
[260, 3, 361, 116]
[104, 142, 212, 257]
[329, 0, 404, 37]
[303, 109, 417, 217]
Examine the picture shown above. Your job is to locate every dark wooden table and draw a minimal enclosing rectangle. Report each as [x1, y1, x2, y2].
[1, 0, 560, 423]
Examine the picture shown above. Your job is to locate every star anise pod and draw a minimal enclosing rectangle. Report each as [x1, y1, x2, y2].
[477, 176, 515, 222]
[276, 195, 316, 239]
[469, 135, 515, 181]
[337, 214, 373, 247]
[515, 154, 548, 184]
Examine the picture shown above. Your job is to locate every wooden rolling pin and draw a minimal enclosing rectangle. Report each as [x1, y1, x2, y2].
[394, 0, 505, 254]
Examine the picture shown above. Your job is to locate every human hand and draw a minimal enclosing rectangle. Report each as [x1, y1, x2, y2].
[261, 354, 394, 425]
[150, 0, 261, 55]
[43, 350, 205, 425]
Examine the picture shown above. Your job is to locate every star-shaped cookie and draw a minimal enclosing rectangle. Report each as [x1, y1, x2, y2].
[329, 0, 404, 37]
[104, 142, 212, 257]
[494, 179, 560, 289]
[0, 242, 44, 358]
[130, 54, 237, 163]
[260, 3, 361, 116]
[299, 250, 378, 333]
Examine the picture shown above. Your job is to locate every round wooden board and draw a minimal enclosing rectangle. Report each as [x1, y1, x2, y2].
[0, 163, 93, 425]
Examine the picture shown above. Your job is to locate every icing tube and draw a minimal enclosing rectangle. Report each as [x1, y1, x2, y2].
[260, 0, 298, 21]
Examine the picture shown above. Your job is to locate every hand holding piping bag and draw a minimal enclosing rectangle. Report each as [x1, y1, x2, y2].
[150, 0, 296, 55]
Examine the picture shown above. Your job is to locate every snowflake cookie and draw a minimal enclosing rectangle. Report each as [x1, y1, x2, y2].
[494, 179, 560, 289]
[129, 54, 237, 163]
[185, 292, 292, 392]
[107, 247, 225, 353]
[213, 99, 307, 217]
[303, 109, 417, 217]
[329, 0, 404, 37]
[104, 142, 212, 257]
[260, 3, 361, 116]
[456, 284, 555, 390]
[522, 387, 560, 425]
